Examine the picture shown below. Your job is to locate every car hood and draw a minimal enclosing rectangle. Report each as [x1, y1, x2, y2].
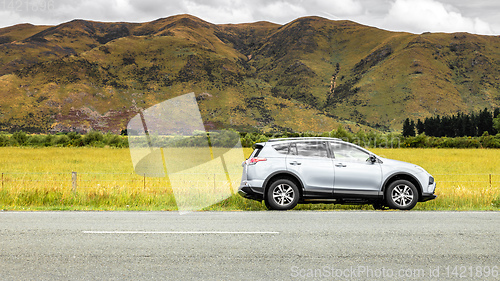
[379, 157, 426, 173]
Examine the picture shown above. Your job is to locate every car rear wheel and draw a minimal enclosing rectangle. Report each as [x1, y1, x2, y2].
[265, 179, 299, 210]
[385, 180, 419, 210]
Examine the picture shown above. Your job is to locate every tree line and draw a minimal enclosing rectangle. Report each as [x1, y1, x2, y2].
[403, 108, 500, 137]
[2, 121, 500, 149]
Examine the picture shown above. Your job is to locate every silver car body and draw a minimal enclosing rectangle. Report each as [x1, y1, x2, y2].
[238, 137, 436, 208]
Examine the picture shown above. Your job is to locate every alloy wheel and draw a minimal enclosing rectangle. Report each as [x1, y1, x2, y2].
[391, 184, 414, 207]
[272, 184, 295, 206]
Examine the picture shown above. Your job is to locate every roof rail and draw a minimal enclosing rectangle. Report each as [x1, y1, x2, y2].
[267, 137, 342, 142]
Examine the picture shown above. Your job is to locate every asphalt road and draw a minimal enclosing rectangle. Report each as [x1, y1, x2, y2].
[1, 211, 499, 280]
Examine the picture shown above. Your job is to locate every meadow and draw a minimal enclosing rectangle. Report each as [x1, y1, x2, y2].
[0, 147, 499, 211]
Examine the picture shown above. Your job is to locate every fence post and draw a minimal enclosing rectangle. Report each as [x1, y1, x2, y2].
[72, 172, 77, 193]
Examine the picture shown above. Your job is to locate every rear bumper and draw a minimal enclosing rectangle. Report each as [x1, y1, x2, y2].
[238, 182, 264, 201]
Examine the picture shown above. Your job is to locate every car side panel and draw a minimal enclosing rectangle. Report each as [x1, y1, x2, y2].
[286, 155, 335, 197]
[333, 160, 383, 196]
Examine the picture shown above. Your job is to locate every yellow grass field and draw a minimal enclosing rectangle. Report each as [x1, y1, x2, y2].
[0, 147, 499, 210]
[370, 148, 500, 210]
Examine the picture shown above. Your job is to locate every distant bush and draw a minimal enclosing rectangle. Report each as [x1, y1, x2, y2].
[82, 131, 104, 146]
[26, 135, 44, 147]
[42, 135, 54, 147]
[0, 134, 9, 147]
[11, 131, 28, 146]
[0, 128, 498, 149]
[53, 135, 70, 147]
[104, 133, 128, 148]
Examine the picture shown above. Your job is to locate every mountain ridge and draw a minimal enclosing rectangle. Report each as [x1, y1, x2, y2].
[0, 14, 499, 134]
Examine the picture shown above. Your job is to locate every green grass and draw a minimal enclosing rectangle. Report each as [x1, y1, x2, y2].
[0, 147, 499, 211]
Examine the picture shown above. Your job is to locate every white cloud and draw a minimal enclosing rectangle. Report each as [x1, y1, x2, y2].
[0, 10, 26, 27]
[258, 1, 306, 23]
[0, 0, 496, 35]
[384, 0, 494, 35]
[183, 0, 255, 24]
[314, 0, 363, 16]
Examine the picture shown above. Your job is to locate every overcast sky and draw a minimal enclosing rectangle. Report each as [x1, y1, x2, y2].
[0, 0, 498, 35]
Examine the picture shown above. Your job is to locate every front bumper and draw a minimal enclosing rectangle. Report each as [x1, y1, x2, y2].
[420, 181, 437, 202]
[421, 192, 437, 202]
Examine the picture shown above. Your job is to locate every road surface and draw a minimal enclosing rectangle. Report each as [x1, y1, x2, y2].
[1, 211, 499, 280]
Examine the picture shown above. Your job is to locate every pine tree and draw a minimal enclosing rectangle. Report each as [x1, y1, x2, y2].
[402, 118, 415, 137]
[416, 119, 425, 135]
[477, 108, 493, 136]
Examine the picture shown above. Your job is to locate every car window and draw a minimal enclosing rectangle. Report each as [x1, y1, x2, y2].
[272, 143, 289, 155]
[330, 142, 369, 162]
[290, 141, 328, 158]
[250, 146, 262, 158]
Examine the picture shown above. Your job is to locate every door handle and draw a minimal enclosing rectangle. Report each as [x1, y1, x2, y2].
[290, 161, 302, 166]
[335, 163, 346, 168]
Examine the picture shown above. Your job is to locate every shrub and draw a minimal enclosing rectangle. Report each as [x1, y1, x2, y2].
[42, 135, 54, 147]
[67, 132, 81, 140]
[53, 135, 70, 147]
[0, 134, 9, 147]
[480, 134, 500, 148]
[104, 133, 122, 147]
[82, 131, 104, 146]
[11, 131, 28, 146]
[493, 197, 500, 208]
[26, 135, 44, 146]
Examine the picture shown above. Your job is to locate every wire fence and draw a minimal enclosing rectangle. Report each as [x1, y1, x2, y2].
[1, 172, 500, 191]
[434, 174, 500, 187]
[0, 172, 242, 192]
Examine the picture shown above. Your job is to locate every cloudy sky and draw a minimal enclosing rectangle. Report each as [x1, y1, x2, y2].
[0, 0, 498, 35]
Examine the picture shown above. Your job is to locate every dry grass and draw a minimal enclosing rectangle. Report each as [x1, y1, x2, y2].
[0, 147, 499, 210]
[371, 148, 500, 210]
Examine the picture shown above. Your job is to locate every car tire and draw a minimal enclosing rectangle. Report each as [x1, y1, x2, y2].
[385, 180, 419, 210]
[264, 199, 272, 210]
[265, 179, 300, 210]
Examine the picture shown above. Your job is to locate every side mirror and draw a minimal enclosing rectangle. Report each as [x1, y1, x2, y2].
[369, 155, 377, 164]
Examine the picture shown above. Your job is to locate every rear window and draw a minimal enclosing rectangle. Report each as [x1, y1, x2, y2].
[290, 141, 328, 158]
[250, 145, 263, 158]
[272, 143, 289, 155]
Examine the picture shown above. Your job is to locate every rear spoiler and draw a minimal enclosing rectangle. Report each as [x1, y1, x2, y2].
[252, 143, 265, 149]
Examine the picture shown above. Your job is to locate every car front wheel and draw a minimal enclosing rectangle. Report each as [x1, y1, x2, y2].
[385, 180, 419, 210]
[265, 179, 299, 210]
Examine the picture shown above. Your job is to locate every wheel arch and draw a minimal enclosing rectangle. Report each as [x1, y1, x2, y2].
[263, 171, 304, 200]
[382, 173, 423, 200]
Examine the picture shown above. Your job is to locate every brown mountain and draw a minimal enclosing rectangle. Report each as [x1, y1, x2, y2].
[0, 14, 499, 133]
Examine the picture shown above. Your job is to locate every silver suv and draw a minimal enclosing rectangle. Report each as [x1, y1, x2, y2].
[238, 137, 436, 210]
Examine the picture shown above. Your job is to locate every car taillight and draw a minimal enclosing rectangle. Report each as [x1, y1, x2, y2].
[247, 157, 267, 165]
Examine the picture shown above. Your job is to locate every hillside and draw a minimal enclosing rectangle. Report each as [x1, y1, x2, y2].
[0, 14, 499, 134]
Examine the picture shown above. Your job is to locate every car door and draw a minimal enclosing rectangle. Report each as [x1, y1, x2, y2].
[286, 141, 335, 197]
[330, 142, 382, 197]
